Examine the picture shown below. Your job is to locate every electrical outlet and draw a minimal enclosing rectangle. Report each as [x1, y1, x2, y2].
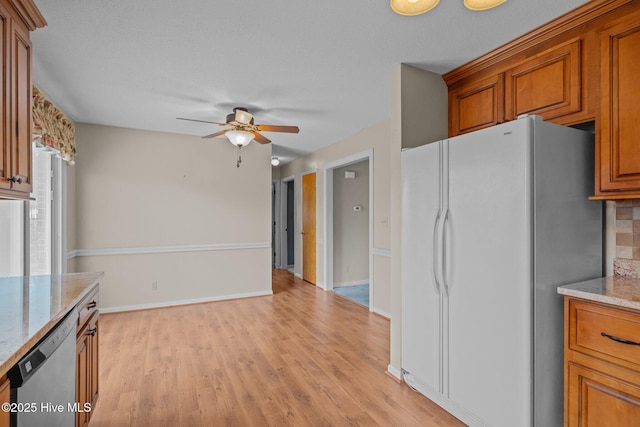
[152, 281, 158, 290]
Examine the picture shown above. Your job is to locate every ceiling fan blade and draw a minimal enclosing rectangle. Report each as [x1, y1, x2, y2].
[177, 117, 226, 126]
[202, 129, 228, 139]
[255, 124, 300, 133]
[252, 132, 271, 144]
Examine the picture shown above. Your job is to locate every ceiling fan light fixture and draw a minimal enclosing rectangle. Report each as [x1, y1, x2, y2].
[226, 130, 254, 147]
[464, 0, 508, 11]
[234, 109, 253, 125]
[390, 0, 439, 16]
[271, 156, 280, 166]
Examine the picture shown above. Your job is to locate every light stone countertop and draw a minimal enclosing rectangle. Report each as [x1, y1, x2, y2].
[558, 276, 640, 311]
[0, 272, 103, 379]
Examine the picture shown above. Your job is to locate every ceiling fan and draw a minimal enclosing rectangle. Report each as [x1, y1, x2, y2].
[178, 107, 299, 167]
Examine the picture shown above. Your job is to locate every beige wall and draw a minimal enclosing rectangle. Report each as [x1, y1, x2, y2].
[280, 121, 391, 317]
[333, 160, 369, 285]
[72, 124, 272, 310]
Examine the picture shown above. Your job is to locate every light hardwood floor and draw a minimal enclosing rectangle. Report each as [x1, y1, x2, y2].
[89, 270, 464, 426]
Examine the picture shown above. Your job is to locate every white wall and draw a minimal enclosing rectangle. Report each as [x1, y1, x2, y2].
[279, 121, 391, 317]
[72, 124, 272, 310]
[333, 160, 369, 286]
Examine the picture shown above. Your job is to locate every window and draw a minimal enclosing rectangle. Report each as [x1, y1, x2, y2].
[0, 201, 24, 276]
[29, 146, 53, 275]
[0, 143, 65, 277]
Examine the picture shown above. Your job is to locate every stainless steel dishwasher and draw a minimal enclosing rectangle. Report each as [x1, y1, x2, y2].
[8, 310, 77, 427]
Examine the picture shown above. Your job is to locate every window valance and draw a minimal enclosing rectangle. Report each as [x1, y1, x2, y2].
[32, 86, 76, 163]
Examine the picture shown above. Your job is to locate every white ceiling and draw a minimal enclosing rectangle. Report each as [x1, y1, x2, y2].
[31, 0, 590, 164]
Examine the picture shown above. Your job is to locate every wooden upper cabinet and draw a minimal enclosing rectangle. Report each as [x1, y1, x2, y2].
[0, 3, 11, 192]
[504, 38, 582, 122]
[0, 0, 44, 199]
[596, 11, 640, 196]
[9, 20, 32, 193]
[448, 73, 504, 136]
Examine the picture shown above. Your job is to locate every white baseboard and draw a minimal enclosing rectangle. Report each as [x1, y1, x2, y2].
[387, 364, 402, 380]
[100, 290, 273, 313]
[294, 272, 303, 279]
[333, 280, 368, 288]
[373, 308, 391, 319]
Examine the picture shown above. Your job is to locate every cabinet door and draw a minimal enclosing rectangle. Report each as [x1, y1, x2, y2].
[567, 362, 640, 427]
[448, 73, 504, 136]
[88, 315, 99, 409]
[505, 38, 582, 122]
[76, 332, 90, 427]
[0, 4, 10, 191]
[9, 20, 31, 193]
[597, 14, 640, 194]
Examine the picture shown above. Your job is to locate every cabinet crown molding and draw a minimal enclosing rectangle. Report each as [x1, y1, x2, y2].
[7, 0, 46, 30]
[444, 0, 632, 85]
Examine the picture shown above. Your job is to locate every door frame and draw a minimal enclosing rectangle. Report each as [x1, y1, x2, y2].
[278, 175, 295, 270]
[323, 149, 374, 310]
[272, 180, 281, 269]
[301, 169, 318, 283]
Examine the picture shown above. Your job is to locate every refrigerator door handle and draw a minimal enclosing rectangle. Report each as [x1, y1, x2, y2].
[441, 208, 450, 296]
[433, 210, 443, 295]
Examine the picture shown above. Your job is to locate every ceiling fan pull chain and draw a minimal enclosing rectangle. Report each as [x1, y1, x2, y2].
[237, 146, 242, 168]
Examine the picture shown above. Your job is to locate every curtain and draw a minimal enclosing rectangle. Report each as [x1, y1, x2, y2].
[32, 86, 76, 163]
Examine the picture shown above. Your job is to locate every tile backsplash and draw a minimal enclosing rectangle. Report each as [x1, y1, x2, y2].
[614, 199, 640, 278]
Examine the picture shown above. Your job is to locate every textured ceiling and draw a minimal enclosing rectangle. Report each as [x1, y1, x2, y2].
[31, 0, 590, 164]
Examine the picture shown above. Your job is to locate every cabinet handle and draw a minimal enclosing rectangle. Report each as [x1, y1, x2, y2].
[88, 327, 97, 336]
[8, 176, 23, 184]
[87, 301, 97, 309]
[601, 332, 640, 346]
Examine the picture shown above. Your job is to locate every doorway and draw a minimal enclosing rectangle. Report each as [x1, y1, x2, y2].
[324, 150, 373, 310]
[277, 176, 295, 273]
[331, 160, 369, 307]
[302, 171, 316, 284]
[285, 179, 295, 272]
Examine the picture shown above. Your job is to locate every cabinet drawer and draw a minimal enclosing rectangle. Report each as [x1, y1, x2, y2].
[569, 299, 640, 368]
[77, 288, 99, 332]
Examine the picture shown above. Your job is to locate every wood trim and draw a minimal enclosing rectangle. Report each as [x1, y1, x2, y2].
[6, 0, 45, 31]
[443, 0, 633, 85]
[73, 242, 272, 257]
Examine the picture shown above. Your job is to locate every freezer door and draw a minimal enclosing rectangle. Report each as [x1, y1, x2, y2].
[445, 119, 533, 427]
[401, 142, 443, 394]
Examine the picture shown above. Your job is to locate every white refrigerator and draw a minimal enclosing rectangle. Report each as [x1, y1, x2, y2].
[401, 116, 602, 427]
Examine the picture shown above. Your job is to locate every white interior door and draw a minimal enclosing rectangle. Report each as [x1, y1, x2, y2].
[445, 120, 533, 427]
[401, 141, 443, 393]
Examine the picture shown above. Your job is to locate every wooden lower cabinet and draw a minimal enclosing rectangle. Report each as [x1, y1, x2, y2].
[76, 298, 98, 427]
[567, 363, 640, 426]
[0, 377, 9, 427]
[565, 297, 640, 426]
